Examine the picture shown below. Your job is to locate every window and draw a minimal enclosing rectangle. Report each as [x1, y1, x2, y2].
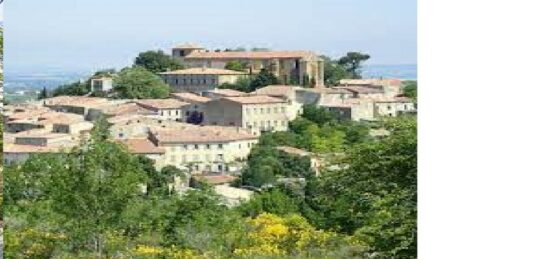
[181, 155, 187, 162]
[175, 79, 179, 84]
[246, 108, 250, 114]
[183, 144, 188, 149]
[183, 79, 187, 85]
[206, 144, 211, 149]
[267, 108, 271, 113]
[274, 121, 278, 126]
[218, 164, 223, 171]
[195, 144, 199, 149]
[186, 111, 190, 116]
[218, 144, 223, 149]
[176, 110, 179, 115]
[274, 107, 279, 113]
[118, 133, 124, 138]
[180, 50, 185, 56]
[387, 105, 392, 110]
[203, 79, 207, 84]
[211, 79, 216, 84]
[281, 107, 286, 112]
[260, 108, 264, 114]
[217, 154, 224, 161]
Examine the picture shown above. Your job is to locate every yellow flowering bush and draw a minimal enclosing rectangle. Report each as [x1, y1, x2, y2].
[4, 228, 66, 258]
[233, 213, 343, 257]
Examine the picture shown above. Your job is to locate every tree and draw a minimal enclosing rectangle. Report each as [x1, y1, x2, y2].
[38, 86, 48, 99]
[249, 69, 279, 91]
[301, 105, 338, 125]
[403, 80, 417, 99]
[4, 120, 149, 257]
[238, 188, 300, 217]
[338, 52, 370, 79]
[311, 117, 417, 258]
[224, 60, 248, 72]
[113, 66, 170, 99]
[134, 50, 183, 73]
[219, 77, 253, 92]
[52, 81, 90, 96]
[321, 55, 349, 86]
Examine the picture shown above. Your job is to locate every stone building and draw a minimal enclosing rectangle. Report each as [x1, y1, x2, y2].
[148, 125, 259, 173]
[135, 99, 190, 121]
[90, 76, 114, 93]
[171, 43, 325, 87]
[159, 67, 248, 94]
[203, 95, 291, 135]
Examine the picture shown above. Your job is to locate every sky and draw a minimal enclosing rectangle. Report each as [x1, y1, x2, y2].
[4, 0, 416, 73]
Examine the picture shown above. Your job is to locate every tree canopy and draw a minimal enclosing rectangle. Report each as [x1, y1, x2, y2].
[113, 66, 171, 99]
[134, 50, 183, 73]
[338, 52, 371, 79]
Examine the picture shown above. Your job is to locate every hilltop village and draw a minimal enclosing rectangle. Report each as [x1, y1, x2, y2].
[3, 43, 416, 205]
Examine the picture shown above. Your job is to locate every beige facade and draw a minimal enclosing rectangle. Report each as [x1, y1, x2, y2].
[149, 126, 259, 173]
[159, 68, 248, 94]
[135, 99, 190, 121]
[203, 95, 291, 135]
[172, 43, 325, 87]
[90, 77, 114, 92]
[251, 85, 304, 120]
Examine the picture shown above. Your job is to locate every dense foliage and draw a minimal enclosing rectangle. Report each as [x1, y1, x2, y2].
[403, 80, 418, 99]
[220, 69, 279, 93]
[134, 50, 184, 73]
[113, 66, 171, 99]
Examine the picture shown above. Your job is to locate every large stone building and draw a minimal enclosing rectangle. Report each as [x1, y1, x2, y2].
[203, 95, 291, 135]
[171, 43, 325, 87]
[148, 125, 259, 173]
[159, 67, 248, 94]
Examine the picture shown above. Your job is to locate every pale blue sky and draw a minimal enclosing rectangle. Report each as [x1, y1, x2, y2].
[4, 0, 416, 72]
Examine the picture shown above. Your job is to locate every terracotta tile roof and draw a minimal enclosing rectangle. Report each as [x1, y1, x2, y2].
[223, 95, 286, 105]
[7, 111, 85, 125]
[159, 67, 247, 75]
[150, 125, 258, 144]
[333, 86, 384, 94]
[340, 78, 403, 87]
[252, 85, 299, 98]
[194, 175, 237, 185]
[43, 96, 110, 108]
[186, 50, 317, 60]
[170, 92, 212, 103]
[206, 88, 247, 97]
[135, 99, 190, 110]
[14, 129, 73, 139]
[99, 103, 154, 116]
[118, 138, 165, 154]
[297, 87, 352, 95]
[4, 143, 75, 153]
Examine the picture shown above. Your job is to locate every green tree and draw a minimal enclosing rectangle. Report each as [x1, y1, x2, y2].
[38, 86, 48, 99]
[249, 69, 280, 91]
[113, 66, 170, 99]
[311, 117, 417, 258]
[301, 105, 338, 125]
[4, 120, 149, 257]
[134, 50, 183, 73]
[403, 80, 417, 99]
[338, 52, 370, 79]
[52, 81, 90, 96]
[322, 55, 349, 86]
[238, 188, 300, 217]
[219, 77, 253, 92]
[224, 60, 248, 72]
